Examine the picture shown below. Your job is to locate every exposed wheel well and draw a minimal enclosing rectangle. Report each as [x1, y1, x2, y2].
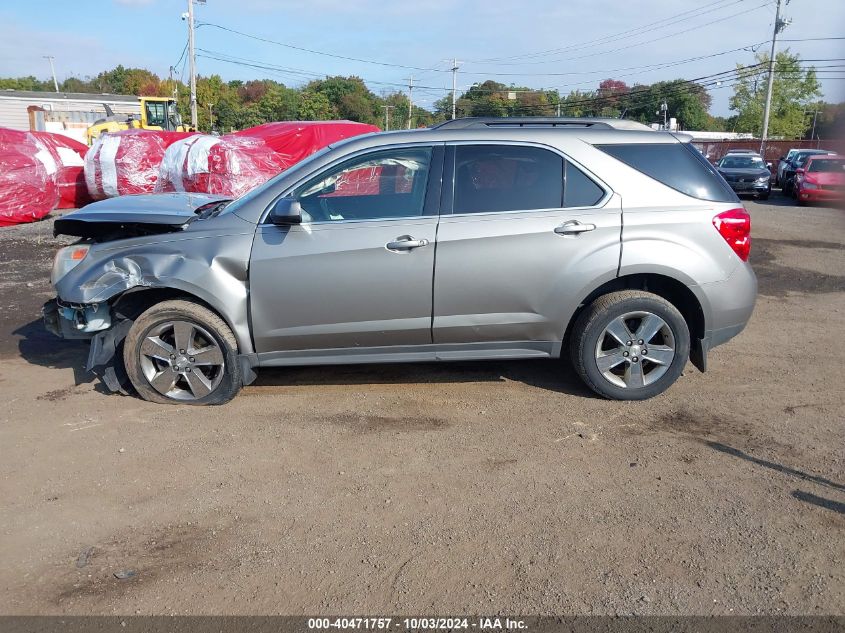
[110, 288, 237, 342]
[564, 274, 705, 366]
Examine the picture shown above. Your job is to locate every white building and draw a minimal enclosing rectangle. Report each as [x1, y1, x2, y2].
[0, 90, 140, 144]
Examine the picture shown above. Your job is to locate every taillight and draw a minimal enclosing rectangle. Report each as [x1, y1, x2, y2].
[713, 208, 751, 262]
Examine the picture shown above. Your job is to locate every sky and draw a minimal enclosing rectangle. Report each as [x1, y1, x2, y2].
[0, 0, 843, 118]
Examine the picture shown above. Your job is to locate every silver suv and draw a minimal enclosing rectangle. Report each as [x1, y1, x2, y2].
[44, 117, 756, 405]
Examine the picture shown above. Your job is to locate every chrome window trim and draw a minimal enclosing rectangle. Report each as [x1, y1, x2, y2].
[443, 140, 611, 218]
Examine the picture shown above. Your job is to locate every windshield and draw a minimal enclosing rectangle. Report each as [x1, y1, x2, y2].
[221, 146, 334, 216]
[719, 156, 766, 169]
[808, 158, 845, 173]
[796, 151, 830, 165]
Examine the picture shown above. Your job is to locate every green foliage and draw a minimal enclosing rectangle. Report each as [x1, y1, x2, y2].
[729, 50, 822, 139]
[3, 58, 836, 137]
[0, 76, 55, 91]
[298, 91, 333, 121]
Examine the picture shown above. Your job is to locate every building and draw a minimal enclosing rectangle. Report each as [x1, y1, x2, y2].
[0, 90, 140, 144]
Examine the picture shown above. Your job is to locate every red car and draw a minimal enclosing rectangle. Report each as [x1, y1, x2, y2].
[795, 154, 845, 206]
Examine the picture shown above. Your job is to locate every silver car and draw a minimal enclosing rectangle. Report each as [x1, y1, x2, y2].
[44, 117, 757, 405]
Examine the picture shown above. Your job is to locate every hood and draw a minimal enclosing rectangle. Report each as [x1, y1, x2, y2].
[54, 193, 231, 241]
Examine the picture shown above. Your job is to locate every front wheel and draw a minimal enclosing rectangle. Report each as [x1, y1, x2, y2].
[123, 299, 242, 405]
[570, 291, 690, 400]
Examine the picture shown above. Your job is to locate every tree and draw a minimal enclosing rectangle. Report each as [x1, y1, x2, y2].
[621, 79, 711, 130]
[298, 91, 333, 121]
[596, 79, 630, 116]
[730, 50, 821, 138]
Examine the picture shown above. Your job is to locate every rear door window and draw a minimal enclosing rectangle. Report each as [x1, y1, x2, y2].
[454, 145, 563, 214]
[597, 142, 738, 202]
[452, 145, 605, 214]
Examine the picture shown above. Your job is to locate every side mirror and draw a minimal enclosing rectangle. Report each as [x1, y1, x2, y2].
[270, 197, 302, 225]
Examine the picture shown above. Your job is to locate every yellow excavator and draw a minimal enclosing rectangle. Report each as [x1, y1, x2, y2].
[86, 97, 192, 145]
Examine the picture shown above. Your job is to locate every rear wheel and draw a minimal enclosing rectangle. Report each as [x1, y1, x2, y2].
[570, 291, 690, 400]
[123, 300, 242, 405]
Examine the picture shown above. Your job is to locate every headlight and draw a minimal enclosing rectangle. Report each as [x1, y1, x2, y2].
[51, 244, 90, 285]
[802, 183, 818, 190]
[757, 175, 770, 183]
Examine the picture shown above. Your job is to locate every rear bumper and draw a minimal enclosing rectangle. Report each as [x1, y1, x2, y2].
[692, 261, 757, 371]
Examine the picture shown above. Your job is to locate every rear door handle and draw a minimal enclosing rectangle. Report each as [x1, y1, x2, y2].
[555, 220, 596, 236]
[386, 236, 430, 252]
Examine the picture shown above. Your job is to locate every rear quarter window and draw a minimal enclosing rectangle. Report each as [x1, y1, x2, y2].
[597, 142, 738, 202]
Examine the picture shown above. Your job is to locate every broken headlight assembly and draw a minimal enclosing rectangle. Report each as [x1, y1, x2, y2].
[51, 243, 90, 285]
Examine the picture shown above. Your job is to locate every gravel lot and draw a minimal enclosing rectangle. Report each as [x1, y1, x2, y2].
[0, 195, 843, 616]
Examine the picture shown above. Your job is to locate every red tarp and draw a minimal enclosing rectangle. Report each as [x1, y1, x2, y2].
[232, 121, 380, 169]
[32, 132, 91, 209]
[0, 127, 59, 227]
[84, 129, 197, 200]
[157, 121, 380, 197]
[157, 134, 287, 197]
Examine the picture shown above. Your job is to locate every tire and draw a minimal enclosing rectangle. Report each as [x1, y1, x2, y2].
[758, 191, 770, 201]
[123, 299, 242, 405]
[570, 290, 690, 401]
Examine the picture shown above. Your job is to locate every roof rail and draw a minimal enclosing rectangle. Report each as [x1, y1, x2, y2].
[431, 117, 654, 131]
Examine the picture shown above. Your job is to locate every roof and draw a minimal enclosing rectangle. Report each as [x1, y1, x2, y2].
[0, 89, 138, 103]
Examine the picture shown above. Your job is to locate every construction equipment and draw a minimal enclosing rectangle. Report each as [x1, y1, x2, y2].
[86, 97, 190, 145]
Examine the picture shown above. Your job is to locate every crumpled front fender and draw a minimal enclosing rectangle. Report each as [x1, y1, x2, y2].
[55, 218, 256, 355]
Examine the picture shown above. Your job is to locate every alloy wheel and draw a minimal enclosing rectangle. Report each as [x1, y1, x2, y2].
[139, 320, 225, 401]
[594, 311, 676, 389]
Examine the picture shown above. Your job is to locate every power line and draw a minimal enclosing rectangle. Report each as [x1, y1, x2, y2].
[469, 0, 747, 64]
[197, 21, 451, 73]
[196, 50, 448, 91]
[480, 1, 773, 68]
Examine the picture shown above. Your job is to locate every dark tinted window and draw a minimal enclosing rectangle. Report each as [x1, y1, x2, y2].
[565, 161, 605, 207]
[597, 143, 738, 202]
[295, 148, 431, 222]
[454, 145, 563, 213]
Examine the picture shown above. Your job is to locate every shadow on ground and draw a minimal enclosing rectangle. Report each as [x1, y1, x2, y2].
[253, 358, 597, 397]
[12, 318, 92, 385]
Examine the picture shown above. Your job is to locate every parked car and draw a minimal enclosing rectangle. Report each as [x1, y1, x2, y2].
[715, 154, 771, 199]
[782, 150, 837, 195]
[44, 117, 756, 405]
[776, 148, 803, 186]
[794, 154, 845, 206]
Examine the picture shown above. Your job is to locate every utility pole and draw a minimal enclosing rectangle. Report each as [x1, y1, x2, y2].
[556, 102, 561, 117]
[208, 103, 214, 131]
[44, 56, 59, 93]
[406, 77, 414, 130]
[186, 0, 199, 130]
[760, 0, 789, 154]
[380, 105, 394, 131]
[447, 58, 462, 120]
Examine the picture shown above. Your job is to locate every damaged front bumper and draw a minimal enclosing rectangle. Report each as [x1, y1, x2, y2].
[43, 298, 131, 392]
[42, 298, 112, 339]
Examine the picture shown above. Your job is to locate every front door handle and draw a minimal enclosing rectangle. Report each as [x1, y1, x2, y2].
[386, 235, 430, 252]
[554, 220, 596, 236]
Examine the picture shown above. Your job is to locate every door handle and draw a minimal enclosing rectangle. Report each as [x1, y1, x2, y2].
[554, 220, 596, 236]
[386, 236, 430, 252]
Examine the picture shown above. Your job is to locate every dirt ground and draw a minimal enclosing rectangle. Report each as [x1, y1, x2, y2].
[0, 195, 843, 616]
